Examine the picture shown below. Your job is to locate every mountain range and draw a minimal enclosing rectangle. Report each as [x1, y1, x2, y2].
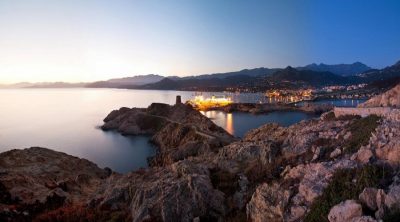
[2, 61, 400, 91]
[297, 62, 371, 76]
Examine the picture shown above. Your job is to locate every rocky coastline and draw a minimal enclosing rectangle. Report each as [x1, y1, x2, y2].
[1, 84, 400, 222]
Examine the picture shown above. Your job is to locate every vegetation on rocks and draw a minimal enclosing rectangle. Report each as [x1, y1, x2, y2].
[344, 114, 381, 154]
[304, 164, 393, 222]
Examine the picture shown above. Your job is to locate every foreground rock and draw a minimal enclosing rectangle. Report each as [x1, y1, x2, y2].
[0, 147, 111, 221]
[92, 160, 225, 222]
[328, 200, 362, 222]
[102, 103, 235, 166]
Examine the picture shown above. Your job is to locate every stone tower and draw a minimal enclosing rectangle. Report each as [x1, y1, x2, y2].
[176, 95, 182, 104]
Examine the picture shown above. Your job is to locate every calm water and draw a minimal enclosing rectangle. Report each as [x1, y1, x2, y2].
[296, 98, 367, 107]
[0, 88, 354, 173]
[202, 111, 317, 137]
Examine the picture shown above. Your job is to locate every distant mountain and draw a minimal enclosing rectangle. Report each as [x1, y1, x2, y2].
[26, 82, 86, 88]
[139, 67, 351, 91]
[139, 75, 256, 91]
[0, 82, 34, 88]
[359, 60, 400, 83]
[298, 62, 372, 76]
[0, 82, 85, 88]
[85, 74, 164, 88]
[181, 67, 280, 80]
[261, 66, 351, 87]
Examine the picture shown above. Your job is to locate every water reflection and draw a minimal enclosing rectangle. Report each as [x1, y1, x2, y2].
[202, 110, 316, 137]
[226, 113, 234, 135]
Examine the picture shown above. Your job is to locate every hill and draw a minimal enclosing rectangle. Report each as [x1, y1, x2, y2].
[359, 60, 400, 83]
[85, 74, 164, 88]
[265, 66, 350, 86]
[139, 67, 351, 91]
[298, 62, 371, 76]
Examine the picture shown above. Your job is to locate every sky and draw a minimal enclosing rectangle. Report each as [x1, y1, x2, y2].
[0, 0, 399, 84]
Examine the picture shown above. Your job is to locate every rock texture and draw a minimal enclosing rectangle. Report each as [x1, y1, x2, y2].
[92, 160, 225, 222]
[102, 103, 235, 166]
[328, 200, 363, 222]
[246, 183, 291, 222]
[0, 147, 111, 221]
[359, 83, 400, 108]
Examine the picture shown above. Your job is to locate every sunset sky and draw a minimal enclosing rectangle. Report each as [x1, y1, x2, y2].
[0, 0, 399, 84]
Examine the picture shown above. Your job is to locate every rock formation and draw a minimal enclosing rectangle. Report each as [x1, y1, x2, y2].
[0, 147, 111, 221]
[359, 83, 400, 108]
[102, 103, 235, 166]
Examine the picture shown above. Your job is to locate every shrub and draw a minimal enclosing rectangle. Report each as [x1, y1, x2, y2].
[336, 114, 361, 121]
[323, 112, 360, 121]
[304, 164, 392, 222]
[344, 115, 381, 154]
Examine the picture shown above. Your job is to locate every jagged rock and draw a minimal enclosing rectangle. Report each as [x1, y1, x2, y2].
[102, 103, 235, 166]
[369, 120, 400, 165]
[328, 200, 362, 222]
[244, 123, 286, 142]
[92, 160, 225, 222]
[353, 147, 374, 163]
[0, 147, 110, 220]
[285, 160, 356, 206]
[384, 185, 400, 210]
[246, 183, 291, 222]
[359, 83, 400, 108]
[330, 148, 342, 159]
[359, 188, 379, 210]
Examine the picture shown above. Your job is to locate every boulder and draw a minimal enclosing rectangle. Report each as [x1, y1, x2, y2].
[246, 183, 291, 222]
[0, 147, 110, 220]
[328, 200, 362, 222]
[385, 185, 400, 210]
[359, 188, 379, 210]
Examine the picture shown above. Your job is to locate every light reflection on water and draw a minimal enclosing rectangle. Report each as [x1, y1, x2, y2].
[201, 110, 317, 137]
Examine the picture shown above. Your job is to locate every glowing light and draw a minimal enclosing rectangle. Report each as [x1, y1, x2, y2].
[226, 113, 234, 135]
[188, 95, 233, 110]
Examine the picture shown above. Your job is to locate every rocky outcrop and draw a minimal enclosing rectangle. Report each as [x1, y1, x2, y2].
[352, 118, 400, 165]
[246, 183, 291, 222]
[0, 147, 111, 221]
[359, 83, 400, 108]
[92, 160, 225, 222]
[102, 103, 235, 166]
[328, 200, 363, 222]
